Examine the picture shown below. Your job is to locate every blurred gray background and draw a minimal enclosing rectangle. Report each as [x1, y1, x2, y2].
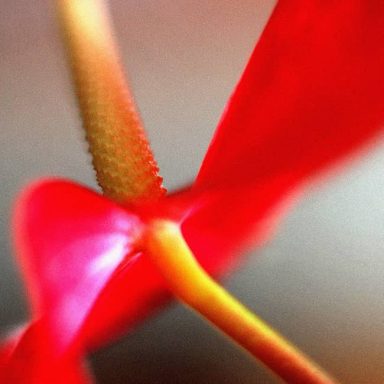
[2, 1, 384, 383]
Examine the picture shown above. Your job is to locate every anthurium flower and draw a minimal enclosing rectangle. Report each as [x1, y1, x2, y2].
[2, 0, 384, 383]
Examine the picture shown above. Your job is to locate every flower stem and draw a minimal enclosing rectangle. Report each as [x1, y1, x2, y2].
[143, 220, 339, 384]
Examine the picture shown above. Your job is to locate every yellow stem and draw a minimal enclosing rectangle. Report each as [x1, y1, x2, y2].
[57, 0, 165, 204]
[142, 220, 339, 384]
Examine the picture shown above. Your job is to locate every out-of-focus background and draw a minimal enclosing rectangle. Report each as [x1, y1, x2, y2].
[2, 1, 384, 383]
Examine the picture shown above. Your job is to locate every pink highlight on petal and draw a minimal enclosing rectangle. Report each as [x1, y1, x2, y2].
[12, 180, 143, 352]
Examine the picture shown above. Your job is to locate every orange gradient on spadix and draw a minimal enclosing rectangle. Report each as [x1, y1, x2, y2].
[58, 0, 166, 204]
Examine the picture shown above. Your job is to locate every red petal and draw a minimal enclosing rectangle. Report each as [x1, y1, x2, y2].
[79, 250, 169, 350]
[0, 323, 92, 383]
[186, 1, 384, 257]
[9, 180, 174, 357]
[12, 179, 143, 352]
[8, 178, 261, 357]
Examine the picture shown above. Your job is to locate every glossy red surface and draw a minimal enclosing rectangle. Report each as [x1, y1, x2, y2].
[185, 0, 384, 268]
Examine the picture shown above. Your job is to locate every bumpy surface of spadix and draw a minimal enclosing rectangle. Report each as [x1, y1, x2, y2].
[58, 0, 165, 203]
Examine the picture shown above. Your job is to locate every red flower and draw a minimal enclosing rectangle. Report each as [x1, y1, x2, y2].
[2, 1, 384, 382]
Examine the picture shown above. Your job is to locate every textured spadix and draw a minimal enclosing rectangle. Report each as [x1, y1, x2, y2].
[58, 0, 165, 203]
